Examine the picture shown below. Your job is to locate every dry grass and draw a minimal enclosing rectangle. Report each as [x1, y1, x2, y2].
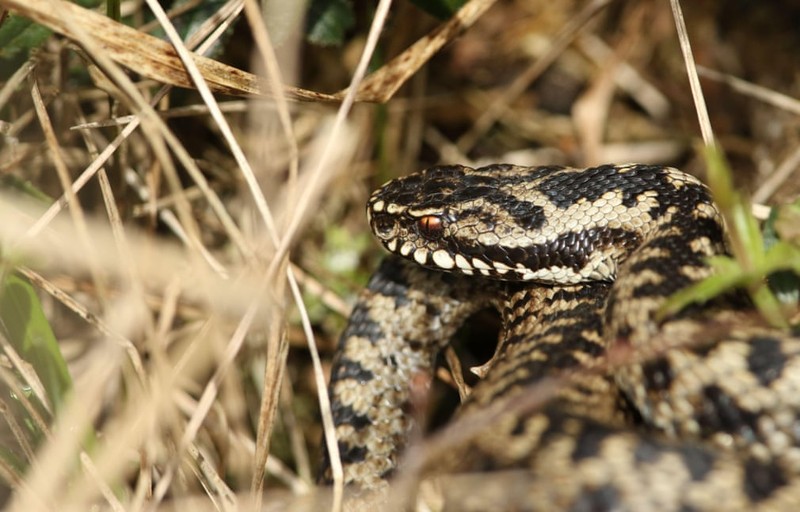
[0, 0, 799, 510]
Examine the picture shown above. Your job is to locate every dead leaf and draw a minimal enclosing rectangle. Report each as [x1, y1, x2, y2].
[1, 0, 497, 104]
[0, 0, 336, 101]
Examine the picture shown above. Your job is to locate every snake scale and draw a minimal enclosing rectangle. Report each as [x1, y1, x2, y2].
[319, 163, 800, 510]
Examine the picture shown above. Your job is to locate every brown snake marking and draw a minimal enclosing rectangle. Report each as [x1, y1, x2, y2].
[319, 164, 800, 509]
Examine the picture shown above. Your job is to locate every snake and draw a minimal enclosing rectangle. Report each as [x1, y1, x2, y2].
[318, 163, 800, 510]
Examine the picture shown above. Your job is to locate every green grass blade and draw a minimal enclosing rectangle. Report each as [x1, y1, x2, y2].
[0, 0, 102, 57]
[0, 272, 71, 414]
[701, 145, 789, 327]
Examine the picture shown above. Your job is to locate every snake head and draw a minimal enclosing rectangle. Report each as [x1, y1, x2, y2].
[366, 163, 720, 285]
[367, 166, 465, 270]
[366, 163, 590, 282]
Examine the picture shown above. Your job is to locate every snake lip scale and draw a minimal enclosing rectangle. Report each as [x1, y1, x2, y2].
[321, 163, 800, 510]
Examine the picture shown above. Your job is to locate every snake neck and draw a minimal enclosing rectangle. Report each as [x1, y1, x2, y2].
[605, 203, 729, 351]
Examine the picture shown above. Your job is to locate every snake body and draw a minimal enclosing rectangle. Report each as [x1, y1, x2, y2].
[320, 164, 800, 509]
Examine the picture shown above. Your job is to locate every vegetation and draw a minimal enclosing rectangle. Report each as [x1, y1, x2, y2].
[0, 0, 798, 510]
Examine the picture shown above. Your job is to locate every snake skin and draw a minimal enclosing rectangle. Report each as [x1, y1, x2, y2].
[319, 164, 800, 510]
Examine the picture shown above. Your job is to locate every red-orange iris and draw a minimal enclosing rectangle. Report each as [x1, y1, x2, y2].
[417, 216, 444, 239]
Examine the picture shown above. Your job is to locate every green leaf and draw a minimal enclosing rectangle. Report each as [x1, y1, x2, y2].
[701, 145, 788, 327]
[0, 15, 52, 57]
[107, 0, 120, 21]
[658, 256, 743, 319]
[0, 175, 54, 204]
[764, 206, 800, 307]
[772, 201, 800, 246]
[0, 271, 71, 414]
[409, 0, 467, 19]
[0, 444, 28, 480]
[0, 0, 102, 58]
[305, 0, 355, 46]
[146, 0, 232, 59]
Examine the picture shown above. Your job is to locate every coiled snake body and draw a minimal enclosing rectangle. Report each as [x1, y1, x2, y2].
[320, 164, 800, 510]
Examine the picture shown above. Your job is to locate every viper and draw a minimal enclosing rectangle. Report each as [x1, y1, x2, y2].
[319, 163, 800, 510]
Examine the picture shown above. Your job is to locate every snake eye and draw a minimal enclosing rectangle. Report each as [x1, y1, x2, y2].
[417, 215, 444, 239]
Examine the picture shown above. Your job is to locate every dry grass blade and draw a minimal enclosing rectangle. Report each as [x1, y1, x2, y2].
[693, 67, 800, 203]
[17, 266, 146, 381]
[2, 0, 506, 108]
[0, 335, 50, 419]
[185, 443, 238, 512]
[0, 1, 796, 510]
[389, 377, 565, 509]
[0, 194, 281, 318]
[0, 0, 336, 101]
[0, 396, 37, 465]
[149, 301, 254, 505]
[753, 146, 800, 204]
[697, 66, 800, 116]
[271, 1, 399, 506]
[78, 453, 125, 512]
[30, 81, 105, 300]
[573, 4, 649, 165]
[339, 0, 499, 103]
[443, 346, 470, 400]
[669, 0, 714, 147]
[577, 33, 670, 120]
[0, 60, 34, 112]
[456, 0, 612, 154]
[252, 290, 290, 505]
[279, 375, 312, 484]
[7, 344, 122, 512]
[25, 120, 139, 240]
[24, 0, 221, 275]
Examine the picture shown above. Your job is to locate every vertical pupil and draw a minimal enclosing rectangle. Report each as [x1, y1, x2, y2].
[419, 216, 443, 238]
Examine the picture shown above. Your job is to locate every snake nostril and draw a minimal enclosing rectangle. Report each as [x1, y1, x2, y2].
[372, 214, 396, 237]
